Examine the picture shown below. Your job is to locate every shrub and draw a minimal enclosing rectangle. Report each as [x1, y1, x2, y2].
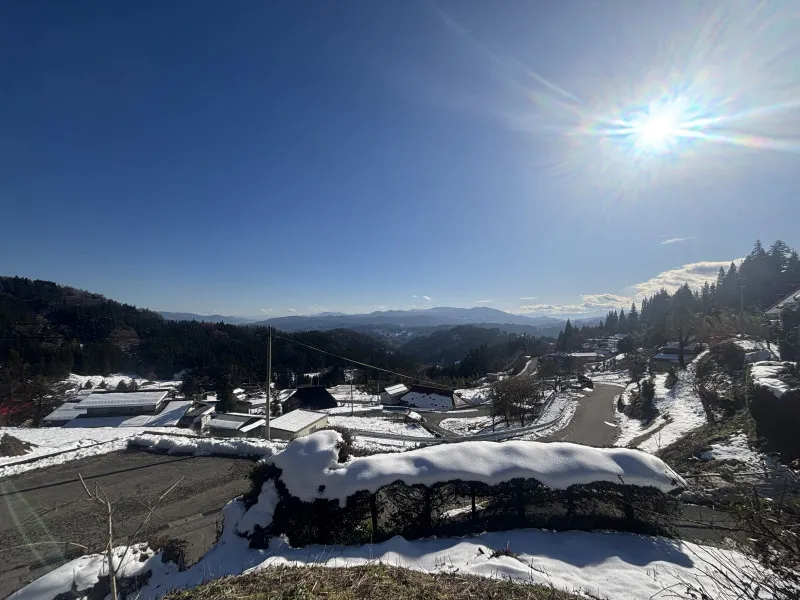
[665, 366, 678, 389]
[150, 536, 189, 571]
[321, 426, 354, 462]
[710, 341, 745, 373]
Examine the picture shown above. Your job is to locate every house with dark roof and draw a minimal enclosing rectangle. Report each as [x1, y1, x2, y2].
[178, 403, 215, 429]
[282, 386, 338, 413]
[765, 286, 800, 318]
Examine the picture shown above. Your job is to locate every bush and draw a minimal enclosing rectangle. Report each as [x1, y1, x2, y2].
[322, 426, 354, 462]
[641, 378, 656, 403]
[150, 535, 189, 571]
[665, 366, 678, 389]
[709, 341, 745, 373]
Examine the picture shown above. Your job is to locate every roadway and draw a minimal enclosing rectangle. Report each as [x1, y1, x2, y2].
[0, 450, 255, 598]
[540, 383, 622, 446]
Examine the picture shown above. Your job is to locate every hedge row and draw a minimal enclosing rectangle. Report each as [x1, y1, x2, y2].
[244, 464, 680, 548]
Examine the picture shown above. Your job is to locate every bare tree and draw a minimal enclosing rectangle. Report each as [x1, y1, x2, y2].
[489, 376, 540, 428]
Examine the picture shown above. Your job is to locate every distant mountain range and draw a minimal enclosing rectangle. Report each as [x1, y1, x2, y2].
[159, 306, 604, 334]
[158, 312, 257, 325]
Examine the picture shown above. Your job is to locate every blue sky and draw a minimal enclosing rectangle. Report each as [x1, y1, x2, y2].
[2, 1, 799, 317]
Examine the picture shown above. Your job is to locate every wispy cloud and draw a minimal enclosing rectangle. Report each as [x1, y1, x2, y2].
[517, 293, 632, 315]
[632, 259, 743, 297]
[411, 295, 419, 299]
[474, 299, 492, 303]
[286, 308, 296, 313]
[519, 296, 538, 300]
[660, 236, 695, 245]
[422, 295, 432, 301]
[259, 308, 272, 314]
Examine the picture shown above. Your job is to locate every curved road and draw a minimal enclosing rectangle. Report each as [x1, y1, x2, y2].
[540, 383, 622, 447]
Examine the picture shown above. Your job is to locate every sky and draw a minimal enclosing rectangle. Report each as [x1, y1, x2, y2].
[2, 0, 799, 318]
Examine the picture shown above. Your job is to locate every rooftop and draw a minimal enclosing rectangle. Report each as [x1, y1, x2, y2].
[74, 390, 169, 409]
[43, 402, 87, 422]
[384, 383, 409, 396]
[270, 409, 327, 433]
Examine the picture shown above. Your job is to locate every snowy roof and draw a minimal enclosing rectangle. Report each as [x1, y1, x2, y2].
[567, 352, 603, 358]
[43, 402, 87, 422]
[240, 419, 266, 433]
[278, 389, 297, 401]
[269, 431, 687, 505]
[270, 409, 327, 433]
[62, 401, 192, 428]
[75, 391, 169, 409]
[765, 286, 800, 315]
[209, 413, 255, 430]
[384, 383, 409, 396]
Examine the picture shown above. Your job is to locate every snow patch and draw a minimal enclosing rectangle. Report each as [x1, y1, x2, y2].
[327, 415, 434, 438]
[129, 434, 284, 458]
[237, 481, 279, 535]
[750, 361, 797, 398]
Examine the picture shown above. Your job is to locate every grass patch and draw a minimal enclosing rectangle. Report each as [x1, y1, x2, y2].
[162, 564, 581, 599]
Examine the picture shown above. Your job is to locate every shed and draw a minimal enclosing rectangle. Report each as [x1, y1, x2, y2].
[267, 409, 328, 441]
[283, 386, 337, 413]
[208, 412, 264, 438]
[74, 391, 169, 416]
[178, 403, 215, 429]
[381, 383, 409, 405]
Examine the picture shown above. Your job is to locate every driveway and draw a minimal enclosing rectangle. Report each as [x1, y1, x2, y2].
[540, 383, 621, 447]
[0, 449, 255, 598]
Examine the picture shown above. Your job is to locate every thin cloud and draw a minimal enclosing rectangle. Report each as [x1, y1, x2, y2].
[411, 295, 419, 299]
[259, 308, 272, 314]
[517, 293, 632, 315]
[519, 296, 538, 300]
[422, 295, 432, 301]
[633, 259, 743, 297]
[286, 308, 296, 313]
[660, 237, 695, 245]
[474, 299, 492, 303]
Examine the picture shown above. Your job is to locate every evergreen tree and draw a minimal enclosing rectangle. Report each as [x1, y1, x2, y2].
[215, 379, 236, 413]
[628, 303, 639, 330]
[115, 379, 129, 392]
[618, 309, 627, 333]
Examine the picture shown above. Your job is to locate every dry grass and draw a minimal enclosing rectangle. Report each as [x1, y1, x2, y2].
[0, 433, 35, 457]
[162, 564, 580, 599]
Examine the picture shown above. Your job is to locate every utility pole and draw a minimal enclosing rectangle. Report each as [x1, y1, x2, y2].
[350, 373, 354, 416]
[265, 329, 272, 441]
[739, 284, 745, 335]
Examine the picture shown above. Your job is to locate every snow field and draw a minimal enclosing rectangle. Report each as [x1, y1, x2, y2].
[15, 496, 773, 600]
[327, 415, 433, 438]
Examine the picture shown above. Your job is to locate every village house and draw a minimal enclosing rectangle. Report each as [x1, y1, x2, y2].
[380, 383, 409, 405]
[281, 386, 337, 413]
[207, 412, 264, 438]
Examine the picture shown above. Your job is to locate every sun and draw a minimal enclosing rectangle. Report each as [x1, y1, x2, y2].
[632, 108, 682, 152]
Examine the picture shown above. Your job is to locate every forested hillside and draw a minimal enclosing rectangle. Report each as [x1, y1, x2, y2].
[0, 277, 416, 387]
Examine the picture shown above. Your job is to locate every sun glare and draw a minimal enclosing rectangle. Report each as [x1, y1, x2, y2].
[635, 112, 680, 150]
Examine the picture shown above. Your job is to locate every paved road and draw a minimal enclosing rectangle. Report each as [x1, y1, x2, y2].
[540, 383, 621, 447]
[0, 449, 255, 598]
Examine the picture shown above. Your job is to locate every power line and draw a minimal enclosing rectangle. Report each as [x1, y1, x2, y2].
[271, 333, 452, 390]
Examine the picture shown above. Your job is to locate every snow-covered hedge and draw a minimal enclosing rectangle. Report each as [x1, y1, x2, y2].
[241, 431, 685, 547]
[270, 431, 685, 504]
[750, 361, 799, 399]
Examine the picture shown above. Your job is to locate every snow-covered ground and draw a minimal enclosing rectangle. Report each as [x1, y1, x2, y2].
[615, 354, 709, 453]
[327, 415, 433, 438]
[15, 481, 768, 600]
[0, 426, 185, 478]
[588, 370, 629, 386]
[455, 385, 490, 405]
[65, 373, 182, 391]
[438, 390, 581, 440]
[699, 433, 763, 466]
[320, 404, 381, 415]
[326, 387, 379, 405]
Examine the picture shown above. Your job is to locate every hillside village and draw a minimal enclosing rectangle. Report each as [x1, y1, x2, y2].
[1, 240, 800, 600]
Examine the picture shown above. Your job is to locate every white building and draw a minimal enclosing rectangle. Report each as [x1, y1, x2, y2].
[265, 409, 328, 440]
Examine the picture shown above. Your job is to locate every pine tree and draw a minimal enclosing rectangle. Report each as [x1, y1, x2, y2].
[628, 303, 639, 330]
[618, 309, 627, 333]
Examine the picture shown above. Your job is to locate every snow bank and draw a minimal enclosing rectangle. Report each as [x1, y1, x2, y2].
[700, 433, 762, 465]
[8, 543, 168, 600]
[268, 431, 686, 504]
[237, 481, 279, 535]
[129, 434, 284, 458]
[0, 426, 184, 478]
[750, 361, 797, 398]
